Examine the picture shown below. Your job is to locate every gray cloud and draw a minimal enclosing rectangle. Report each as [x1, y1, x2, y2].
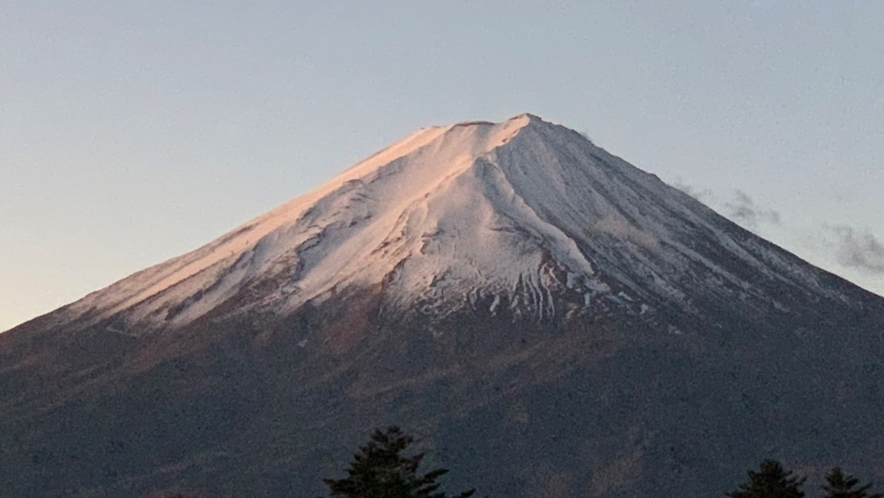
[826, 225, 884, 274]
[725, 190, 781, 229]
[671, 181, 713, 202]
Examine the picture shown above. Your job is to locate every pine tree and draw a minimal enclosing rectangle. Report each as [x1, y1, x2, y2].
[726, 459, 806, 498]
[322, 426, 475, 498]
[822, 467, 883, 498]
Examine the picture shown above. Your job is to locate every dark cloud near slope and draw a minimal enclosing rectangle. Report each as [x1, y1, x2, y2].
[725, 190, 781, 229]
[827, 225, 884, 274]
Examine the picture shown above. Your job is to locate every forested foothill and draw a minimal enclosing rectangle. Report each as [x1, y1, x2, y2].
[153, 428, 881, 498]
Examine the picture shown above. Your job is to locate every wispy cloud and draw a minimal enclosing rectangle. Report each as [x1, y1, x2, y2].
[671, 181, 712, 202]
[826, 225, 884, 274]
[725, 190, 781, 229]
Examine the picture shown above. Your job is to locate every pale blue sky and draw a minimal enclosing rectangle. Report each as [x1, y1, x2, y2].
[2, 1, 883, 331]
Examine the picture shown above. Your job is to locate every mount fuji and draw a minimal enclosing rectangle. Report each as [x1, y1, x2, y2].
[2, 114, 883, 498]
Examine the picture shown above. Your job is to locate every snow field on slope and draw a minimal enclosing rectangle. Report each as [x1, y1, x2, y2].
[66, 114, 851, 332]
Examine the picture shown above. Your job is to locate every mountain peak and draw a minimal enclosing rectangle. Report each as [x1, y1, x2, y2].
[6, 114, 884, 498]
[445, 113, 550, 137]
[61, 115, 859, 334]
[510, 111, 544, 122]
[7, 116, 884, 498]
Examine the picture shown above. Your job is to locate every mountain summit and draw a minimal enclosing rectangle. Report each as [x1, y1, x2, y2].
[60, 114, 857, 334]
[3, 115, 884, 498]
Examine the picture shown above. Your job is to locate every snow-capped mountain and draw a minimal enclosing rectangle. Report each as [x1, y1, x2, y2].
[62, 114, 854, 334]
[3, 115, 883, 498]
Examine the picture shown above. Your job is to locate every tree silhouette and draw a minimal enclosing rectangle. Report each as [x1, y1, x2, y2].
[727, 459, 806, 498]
[823, 467, 883, 498]
[322, 426, 475, 498]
